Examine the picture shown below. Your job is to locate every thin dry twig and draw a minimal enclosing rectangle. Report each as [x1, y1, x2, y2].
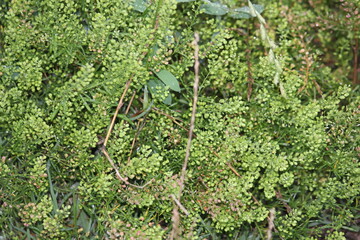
[104, 80, 132, 147]
[103, 12, 159, 147]
[101, 15, 161, 190]
[177, 32, 200, 195]
[209, 148, 262, 206]
[128, 120, 142, 163]
[169, 205, 181, 240]
[152, 113, 242, 180]
[297, 51, 323, 96]
[101, 146, 153, 189]
[275, 190, 292, 213]
[127, 119, 147, 163]
[266, 208, 276, 240]
[229, 23, 254, 100]
[352, 37, 359, 85]
[226, 162, 242, 177]
[246, 48, 254, 101]
[170, 32, 200, 240]
[170, 194, 189, 216]
[251, 194, 261, 205]
[179, 32, 200, 193]
[125, 90, 137, 115]
[312, 78, 323, 96]
[280, 8, 323, 96]
[125, 91, 139, 164]
[210, 149, 242, 177]
[152, 107, 189, 133]
[227, 27, 248, 36]
[245, 23, 254, 101]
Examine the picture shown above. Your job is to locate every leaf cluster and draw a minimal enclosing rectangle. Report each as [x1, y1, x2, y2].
[0, 0, 359, 239]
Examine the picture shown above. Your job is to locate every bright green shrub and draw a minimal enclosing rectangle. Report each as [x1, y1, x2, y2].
[0, 0, 359, 239]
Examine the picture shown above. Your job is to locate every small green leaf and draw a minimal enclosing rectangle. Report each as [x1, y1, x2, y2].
[229, 4, 264, 19]
[154, 70, 181, 92]
[176, 0, 195, 2]
[143, 85, 149, 109]
[132, 0, 149, 13]
[200, 2, 228, 16]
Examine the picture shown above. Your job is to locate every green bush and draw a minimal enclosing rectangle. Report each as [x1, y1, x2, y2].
[0, 0, 359, 239]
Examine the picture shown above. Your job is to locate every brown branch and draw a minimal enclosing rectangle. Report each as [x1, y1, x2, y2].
[228, 26, 253, 100]
[100, 8, 161, 191]
[275, 190, 292, 213]
[152, 107, 190, 134]
[353, 37, 359, 85]
[103, 80, 132, 147]
[179, 32, 200, 194]
[266, 208, 276, 240]
[125, 90, 137, 115]
[251, 193, 261, 205]
[227, 27, 248, 36]
[210, 148, 262, 205]
[170, 32, 200, 240]
[246, 48, 254, 101]
[297, 52, 323, 96]
[128, 121, 142, 164]
[210, 149, 242, 178]
[226, 162, 242, 178]
[127, 119, 147, 164]
[245, 21, 254, 101]
[297, 57, 310, 94]
[312, 78, 323, 96]
[101, 147, 153, 189]
[104, 8, 159, 148]
[125, 90, 139, 164]
[170, 194, 189, 216]
[169, 205, 181, 240]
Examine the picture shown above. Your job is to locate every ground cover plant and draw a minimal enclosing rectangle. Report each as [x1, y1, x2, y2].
[0, 0, 359, 239]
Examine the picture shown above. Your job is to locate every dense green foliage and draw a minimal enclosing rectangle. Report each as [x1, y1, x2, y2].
[0, 0, 359, 239]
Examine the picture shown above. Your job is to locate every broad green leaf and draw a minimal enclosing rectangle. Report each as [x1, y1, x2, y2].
[147, 79, 173, 105]
[249, 4, 265, 14]
[200, 2, 228, 16]
[229, 10, 252, 19]
[229, 4, 264, 19]
[11, 72, 20, 80]
[132, 0, 148, 13]
[163, 92, 172, 105]
[77, 210, 91, 231]
[147, 79, 164, 94]
[154, 70, 181, 92]
[176, 0, 195, 2]
[149, 44, 159, 58]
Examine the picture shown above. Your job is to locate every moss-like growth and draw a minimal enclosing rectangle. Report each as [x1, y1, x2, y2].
[0, 0, 359, 239]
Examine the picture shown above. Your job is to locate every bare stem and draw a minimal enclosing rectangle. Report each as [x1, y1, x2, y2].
[353, 37, 359, 85]
[179, 32, 200, 194]
[125, 90, 137, 114]
[170, 32, 200, 240]
[266, 208, 276, 240]
[101, 147, 153, 189]
[170, 194, 189, 216]
[103, 80, 132, 147]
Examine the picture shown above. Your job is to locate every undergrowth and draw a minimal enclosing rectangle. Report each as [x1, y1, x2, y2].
[0, 0, 359, 239]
